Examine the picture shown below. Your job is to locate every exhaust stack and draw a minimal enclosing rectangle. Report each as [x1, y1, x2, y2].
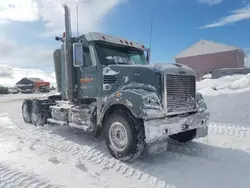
[63, 4, 73, 102]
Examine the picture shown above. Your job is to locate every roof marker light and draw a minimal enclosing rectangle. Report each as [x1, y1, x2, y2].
[130, 42, 133, 46]
[125, 40, 129, 44]
[120, 40, 123, 43]
[141, 45, 145, 49]
[102, 36, 106, 40]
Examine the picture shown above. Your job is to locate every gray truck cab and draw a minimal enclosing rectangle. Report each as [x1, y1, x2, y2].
[21, 4, 210, 162]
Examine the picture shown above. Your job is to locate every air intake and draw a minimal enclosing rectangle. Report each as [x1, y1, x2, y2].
[103, 75, 117, 84]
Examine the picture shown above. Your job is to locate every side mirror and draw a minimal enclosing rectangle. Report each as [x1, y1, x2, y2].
[73, 43, 84, 67]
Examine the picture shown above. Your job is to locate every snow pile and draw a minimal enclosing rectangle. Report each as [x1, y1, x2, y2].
[202, 73, 211, 79]
[197, 73, 250, 126]
[103, 66, 119, 75]
[0, 65, 56, 87]
[197, 73, 250, 96]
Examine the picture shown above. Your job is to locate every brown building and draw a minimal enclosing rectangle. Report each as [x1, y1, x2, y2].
[175, 40, 247, 78]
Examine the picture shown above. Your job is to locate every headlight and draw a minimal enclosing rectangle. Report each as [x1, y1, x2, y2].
[196, 92, 207, 112]
[143, 95, 162, 109]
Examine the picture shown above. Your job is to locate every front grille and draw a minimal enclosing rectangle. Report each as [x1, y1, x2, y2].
[103, 75, 117, 84]
[166, 74, 196, 113]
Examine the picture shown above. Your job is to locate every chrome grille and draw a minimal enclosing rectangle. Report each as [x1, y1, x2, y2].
[166, 74, 196, 113]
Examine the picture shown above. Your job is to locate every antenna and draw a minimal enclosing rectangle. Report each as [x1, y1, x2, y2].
[76, 4, 79, 37]
[76, 0, 92, 37]
[149, 19, 153, 49]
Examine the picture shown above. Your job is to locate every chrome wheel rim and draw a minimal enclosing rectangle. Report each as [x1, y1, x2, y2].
[108, 122, 128, 152]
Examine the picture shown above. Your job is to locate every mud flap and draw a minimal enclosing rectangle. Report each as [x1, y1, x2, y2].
[146, 138, 168, 155]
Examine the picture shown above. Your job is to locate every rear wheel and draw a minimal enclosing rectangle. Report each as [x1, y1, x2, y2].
[22, 99, 32, 123]
[31, 100, 46, 126]
[169, 129, 197, 142]
[104, 110, 145, 162]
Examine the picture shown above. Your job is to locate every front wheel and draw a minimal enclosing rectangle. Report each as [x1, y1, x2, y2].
[104, 110, 145, 162]
[169, 129, 197, 142]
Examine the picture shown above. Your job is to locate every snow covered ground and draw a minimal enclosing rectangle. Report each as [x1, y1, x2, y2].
[0, 91, 57, 103]
[1, 73, 250, 188]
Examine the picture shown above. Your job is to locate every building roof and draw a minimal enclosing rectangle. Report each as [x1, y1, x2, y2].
[27, 78, 45, 82]
[175, 40, 247, 59]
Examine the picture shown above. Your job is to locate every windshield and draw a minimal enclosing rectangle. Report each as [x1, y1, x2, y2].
[94, 42, 147, 65]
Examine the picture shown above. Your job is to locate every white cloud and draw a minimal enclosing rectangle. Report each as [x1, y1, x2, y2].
[200, 4, 250, 28]
[0, 0, 126, 34]
[198, 0, 223, 6]
[0, 0, 39, 22]
[0, 35, 55, 70]
[0, 0, 126, 70]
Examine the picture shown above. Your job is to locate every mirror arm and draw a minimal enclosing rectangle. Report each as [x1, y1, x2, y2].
[146, 48, 151, 64]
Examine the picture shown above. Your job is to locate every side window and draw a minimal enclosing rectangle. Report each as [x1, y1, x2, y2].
[83, 45, 92, 67]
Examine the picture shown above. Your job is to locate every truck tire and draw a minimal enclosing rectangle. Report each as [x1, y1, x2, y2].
[22, 99, 32, 123]
[104, 110, 145, 162]
[169, 129, 196, 142]
[31, 100, 46, 126]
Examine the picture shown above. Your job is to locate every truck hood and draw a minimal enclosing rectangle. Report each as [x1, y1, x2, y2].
[145, 63, 195, 75]
[103, 63, 195, 77]
[102, 63, 195, 95]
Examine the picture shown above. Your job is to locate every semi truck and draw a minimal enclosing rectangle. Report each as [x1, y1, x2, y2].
[21, 4, 210, 162]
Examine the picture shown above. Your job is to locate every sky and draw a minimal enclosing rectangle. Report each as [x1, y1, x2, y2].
[0, 0, 250, 72]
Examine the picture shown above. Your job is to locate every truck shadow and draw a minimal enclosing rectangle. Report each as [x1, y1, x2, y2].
[48, 125, 250, 188]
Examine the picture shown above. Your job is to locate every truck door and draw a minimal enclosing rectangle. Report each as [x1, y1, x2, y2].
[79, 44, 101, 98]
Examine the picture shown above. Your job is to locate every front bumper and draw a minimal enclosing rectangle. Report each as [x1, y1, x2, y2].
[144, 110, 210, 144]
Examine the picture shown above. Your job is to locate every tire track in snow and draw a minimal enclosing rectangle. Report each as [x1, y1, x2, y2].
[49, 122, 249, 187]
[0, 124, 168, 188]
[75, 146, 167, 188]
[27, 122, 249, 188]
[0, 163, 61, 188]
[208, 122, 250, 138]
[3, 115, 250, 188]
